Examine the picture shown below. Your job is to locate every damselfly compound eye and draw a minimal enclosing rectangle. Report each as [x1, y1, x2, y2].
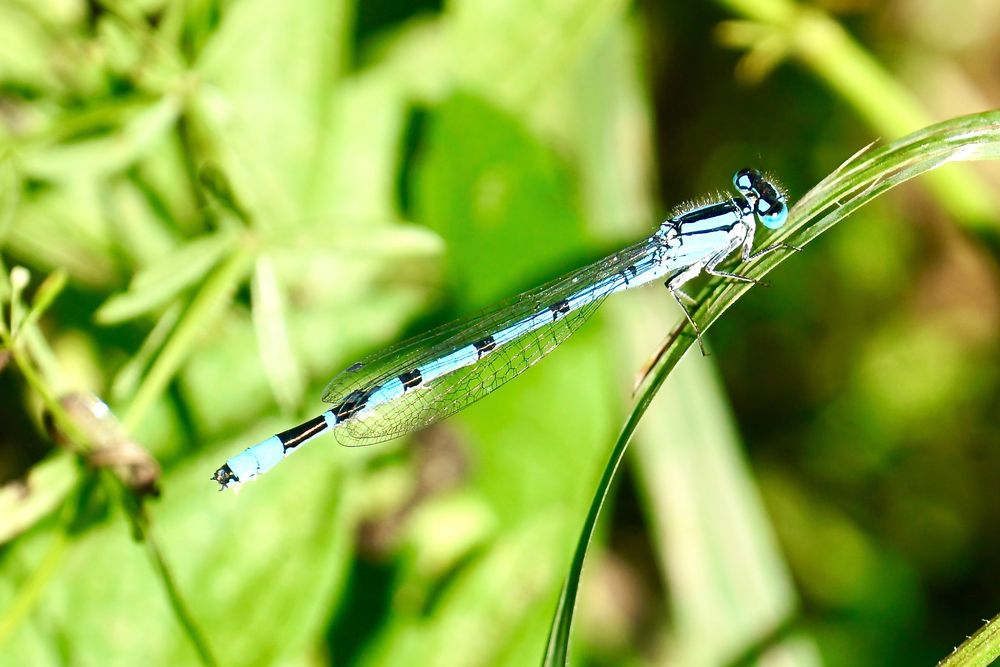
[733, 168, 787, 228]
[757, 198, 788, 229]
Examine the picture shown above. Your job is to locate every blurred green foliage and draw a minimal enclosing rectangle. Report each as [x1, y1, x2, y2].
[0, 1, 998, 666]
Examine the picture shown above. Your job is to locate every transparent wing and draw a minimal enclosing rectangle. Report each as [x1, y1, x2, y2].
[320, 239, 654, 403]
[321, 238, 657, 446]
[320, 314, 469, 402]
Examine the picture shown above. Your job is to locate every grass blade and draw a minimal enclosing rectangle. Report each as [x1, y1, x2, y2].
[627, 346, 816, 664]
[938, 612, 1000, 667]
[542, 109, 1000, 666]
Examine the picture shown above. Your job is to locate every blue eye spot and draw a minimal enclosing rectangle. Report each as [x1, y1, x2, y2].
[733, 168, 754, 193]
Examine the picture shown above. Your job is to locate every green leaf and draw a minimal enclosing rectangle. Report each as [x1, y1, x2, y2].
[21, 96, 182, 181]
[303, 70, 410, 222]
[273, 222, 443, 260]
[5, 180, 118, 288]
[122, 241, 255, 433]
[250, 255, 305, 411]
[358, 514, 564, 667]
[542, 110, 1000, 665]
[0, 5, 61, 93]
[14, 269, 68, 341]
[447, 0, 628, 115]
[414, 92, 589, 305]
[96, 231, 237, 324]
[104, 178, 183, 269]
[194, 0, 352, 225]
[0, 429, 357, 667]
[0, 150, 18, 246]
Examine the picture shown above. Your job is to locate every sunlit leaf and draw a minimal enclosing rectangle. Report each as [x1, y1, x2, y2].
[194, 0, 352, 225]
[250, 254, 305, 411]
[5, 182, 118, 288]
[0, 151, 18, 246]
[96, 231, 238, 324]
[21, 96, 182, 181]
[14, 270, 68, 341]
[0, 432, 357, 667]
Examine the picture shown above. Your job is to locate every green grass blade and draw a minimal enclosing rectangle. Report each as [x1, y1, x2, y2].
[626, 346, 816, 665]
[12, 269, 67, 342]
[542, 109, 1000, 666]
[938, 612, 1000, 667]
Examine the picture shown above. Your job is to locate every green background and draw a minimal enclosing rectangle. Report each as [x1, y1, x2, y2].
[0, 1, 998, 665]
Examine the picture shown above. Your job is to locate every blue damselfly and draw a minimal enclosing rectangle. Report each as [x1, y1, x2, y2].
[213, 168, 794, 489]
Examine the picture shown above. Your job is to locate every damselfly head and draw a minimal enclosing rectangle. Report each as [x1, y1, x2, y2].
[733, 168, 788, 230]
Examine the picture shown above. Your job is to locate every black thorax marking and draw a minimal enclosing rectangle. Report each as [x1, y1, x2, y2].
[678, 214, 741, 238]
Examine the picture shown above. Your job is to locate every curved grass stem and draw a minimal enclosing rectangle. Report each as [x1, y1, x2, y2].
[542, 110, 1000, 666]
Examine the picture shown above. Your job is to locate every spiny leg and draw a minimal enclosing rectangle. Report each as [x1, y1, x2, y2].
[739, 217, 800, 265]
[674, 288, 698, 305]
[711, 241, 801, 286]
[665, 263, 707, 355]
[703, 265, 760, 283]
[705, 241, 762, 285]
[745, 241, 802, 262]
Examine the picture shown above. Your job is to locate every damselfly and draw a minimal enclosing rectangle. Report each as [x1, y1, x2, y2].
[213, 168, 795, 490]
